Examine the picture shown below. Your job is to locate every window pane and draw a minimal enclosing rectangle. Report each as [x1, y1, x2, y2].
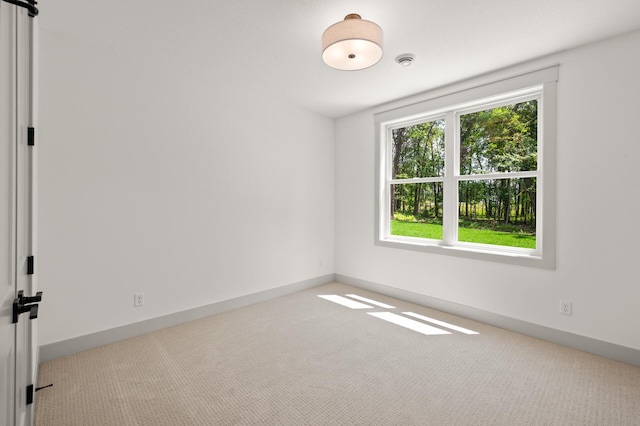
[460, 100, 537, 175]
[390, 183, 443, 240]
[458, 178, 536, 249]
[392, 119, 445, 179]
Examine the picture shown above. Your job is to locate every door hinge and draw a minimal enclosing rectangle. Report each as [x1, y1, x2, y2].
[12, 290, 42, 323]
[27, 255, 34, 275]
[1, 0, 39, 17]
[26, 384, 34, 405]
[27, 127, 35, 146]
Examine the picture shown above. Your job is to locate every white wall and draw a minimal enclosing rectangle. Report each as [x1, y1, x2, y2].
[38, 6, 335, 345]
[37, 1, 639, 354]
[336, 30, 640, 352]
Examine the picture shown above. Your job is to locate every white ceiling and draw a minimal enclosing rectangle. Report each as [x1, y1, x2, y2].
[42, 0, 640, 118]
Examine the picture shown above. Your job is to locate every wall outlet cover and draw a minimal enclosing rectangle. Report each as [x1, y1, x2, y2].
[560, 300, 572, 316]
[134, 292, 144, 307]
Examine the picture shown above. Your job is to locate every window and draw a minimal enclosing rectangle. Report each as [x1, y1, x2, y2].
[375, 67, 557, 268]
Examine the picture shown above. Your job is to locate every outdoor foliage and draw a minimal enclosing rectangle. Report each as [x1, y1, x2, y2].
[390, 220, 535, 249]
[390, 100, 538, 248]
[391, 119, 445, 219]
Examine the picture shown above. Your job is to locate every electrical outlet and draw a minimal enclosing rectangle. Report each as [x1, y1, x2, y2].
[560, 300, 572, 316]
[134, 292, 144, 307]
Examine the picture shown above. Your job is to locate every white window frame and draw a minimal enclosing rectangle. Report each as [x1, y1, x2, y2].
[375, 66, 557, 269]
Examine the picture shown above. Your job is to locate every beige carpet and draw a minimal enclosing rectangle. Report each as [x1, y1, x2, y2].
[35, 282, 640, 425]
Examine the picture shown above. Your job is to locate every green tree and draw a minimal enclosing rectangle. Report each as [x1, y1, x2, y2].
[391, 119, 445, 221]
[459, 100, 537, 226]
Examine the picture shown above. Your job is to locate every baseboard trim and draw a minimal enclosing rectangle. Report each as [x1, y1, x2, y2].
[39, 274, 335, 362]
[40, 273, 640, 368]
[335, 274, 640, 368]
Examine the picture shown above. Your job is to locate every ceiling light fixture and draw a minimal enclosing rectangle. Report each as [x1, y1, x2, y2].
[322, 13, 383, 71]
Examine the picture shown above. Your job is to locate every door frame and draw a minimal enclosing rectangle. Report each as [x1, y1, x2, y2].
[0, 1, 39, 425]
[15, 4, 38, 425]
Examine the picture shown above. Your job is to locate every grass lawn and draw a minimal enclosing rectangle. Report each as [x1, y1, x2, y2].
[391, 220, 536, 249]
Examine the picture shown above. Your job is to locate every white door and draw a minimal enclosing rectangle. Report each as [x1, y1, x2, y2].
[0, 2, 18, 423]
[1, 2, 39, 426]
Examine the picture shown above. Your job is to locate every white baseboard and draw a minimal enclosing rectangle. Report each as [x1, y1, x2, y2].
[39, 274, 335, 362]
[40, 273, 639, 368]
[335, 274, 640, 368]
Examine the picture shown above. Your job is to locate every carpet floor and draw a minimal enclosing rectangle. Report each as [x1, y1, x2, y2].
[35, 282, 640, 425]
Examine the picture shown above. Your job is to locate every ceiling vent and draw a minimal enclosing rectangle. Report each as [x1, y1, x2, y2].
[395, 54, 415, 67]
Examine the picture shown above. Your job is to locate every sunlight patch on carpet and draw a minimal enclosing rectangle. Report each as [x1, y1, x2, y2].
[344, 294, 395, 309]
[317, 295, 373, 309]
[367, 312, 451, 335]
[404, 312, 479, 334]
[318, 294, 479, 336]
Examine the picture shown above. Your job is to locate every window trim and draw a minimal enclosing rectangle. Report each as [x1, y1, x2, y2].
[374, 66, 557, 269]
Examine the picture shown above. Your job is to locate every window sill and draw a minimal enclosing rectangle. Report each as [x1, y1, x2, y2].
[376, 237, 553, 269]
